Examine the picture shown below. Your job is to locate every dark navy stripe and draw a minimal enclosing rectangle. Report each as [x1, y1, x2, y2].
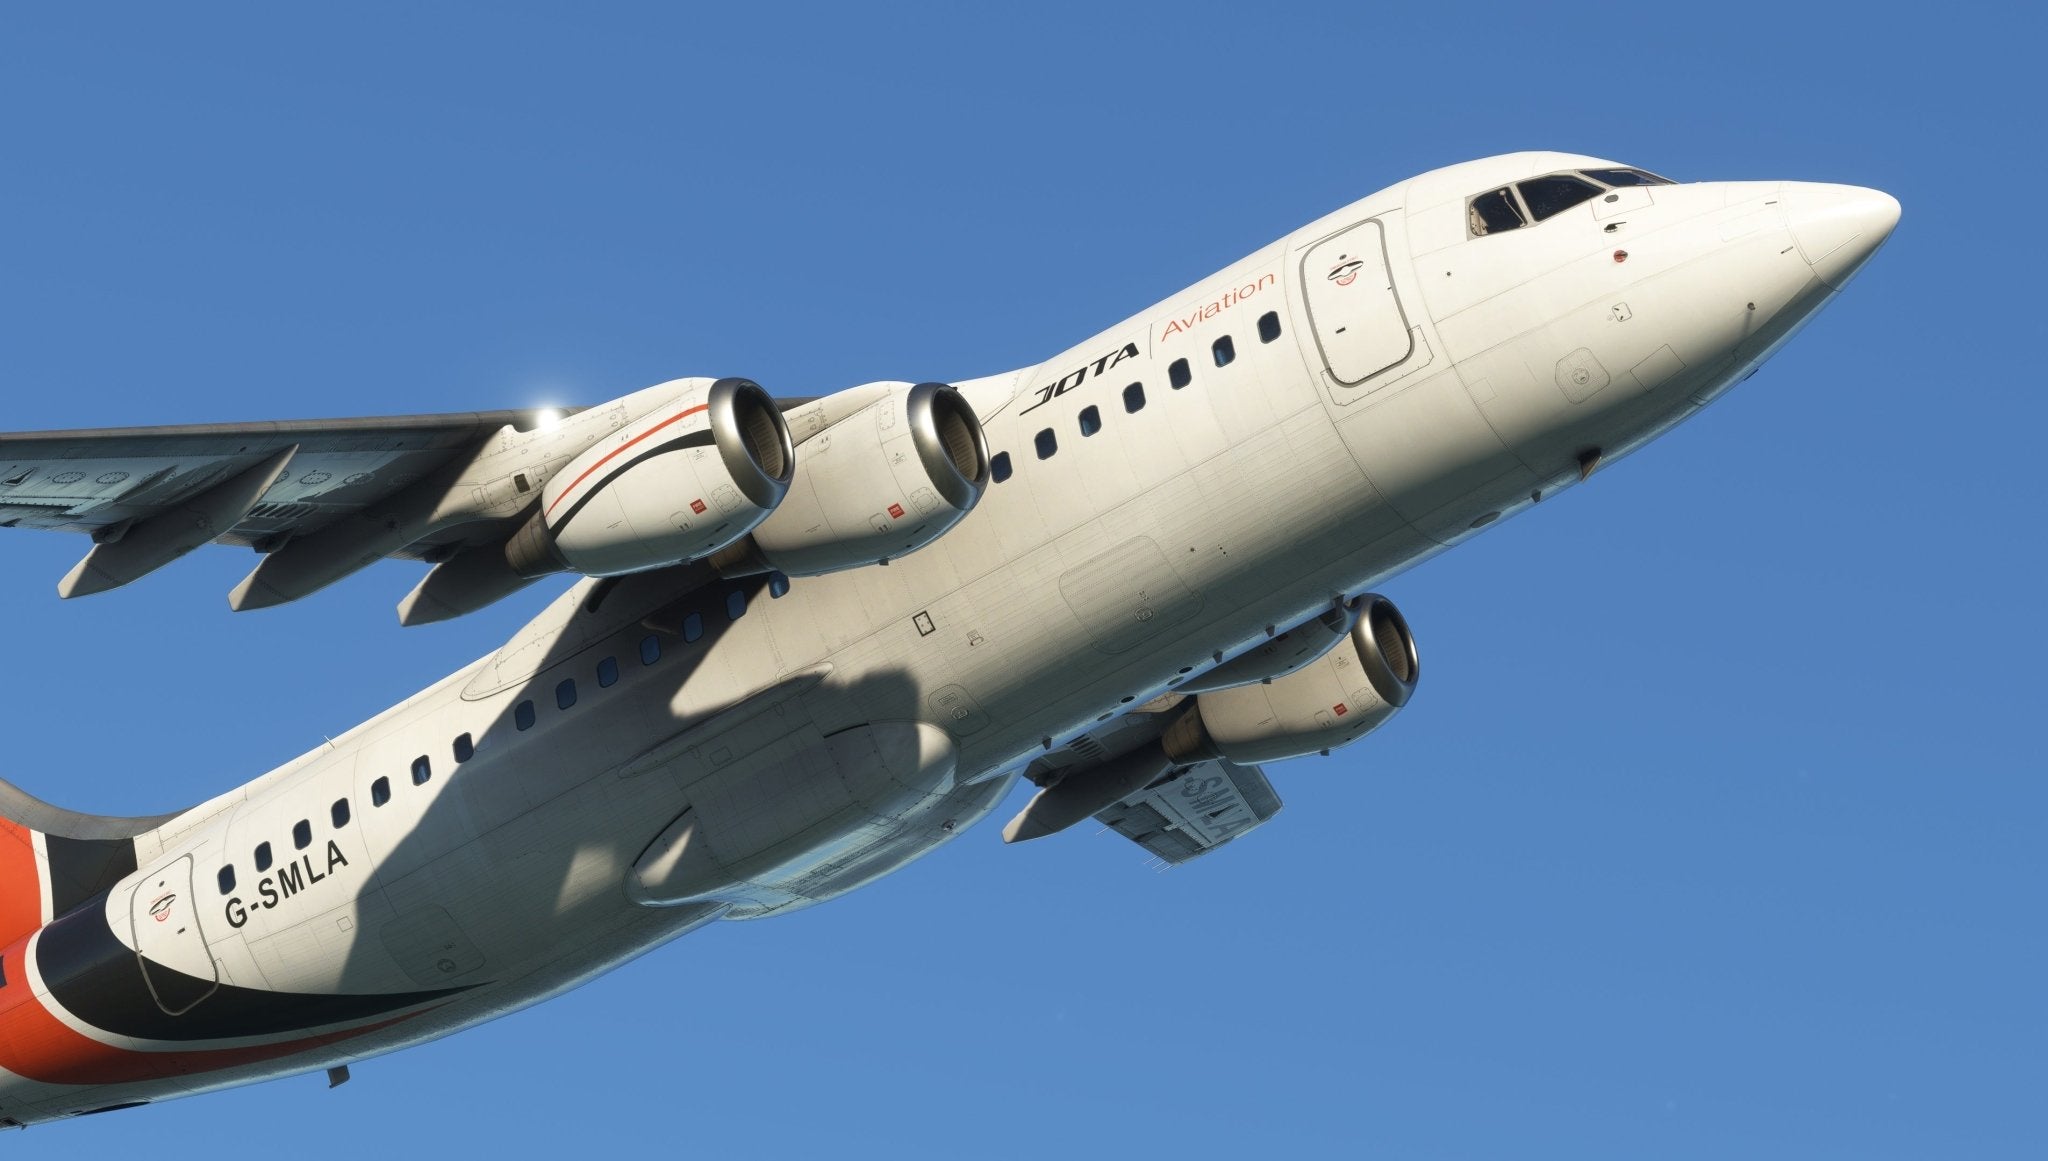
[42, 835, 138, 918]
[35, 892, 475, 1042]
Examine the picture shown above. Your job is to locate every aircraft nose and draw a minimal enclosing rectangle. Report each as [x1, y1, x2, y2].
[1781, 182, 1901, 290]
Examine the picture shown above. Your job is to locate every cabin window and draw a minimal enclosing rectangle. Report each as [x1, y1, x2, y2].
[1518, 174, 1602, 221]
[515, 700, 537, 730]
[411, 755, 432, 785]
[1169, 358, 1191, 389]
[371, 776, 391, 807]
[331, 798, 350, 828]
[640, 634, 661, 666]
[768, 572, 790, 599]
[454, 732, 474, 762]
[990, 451, 1012, 483]
[1034, 428, 1057, 459]
[292, 819, 312, 850]
[725, 590, 747, 621]
[1212, 335, 1235, 367]
[597, 657, 619, 688]
[556, 678, 577, 710]
[1467, 186, 1527, 236]
[1258, 311, 1282, 343]
[218, 866, 235, 895]
[682, 612, 704, 643]
[254, 842, 273, 872]
[1123, 382, 1145, 413]
[1078, 405, 1101, 437]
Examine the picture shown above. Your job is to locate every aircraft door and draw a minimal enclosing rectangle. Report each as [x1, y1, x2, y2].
[1301, 219, 1414, 388]
[128, 854, 219, 1015]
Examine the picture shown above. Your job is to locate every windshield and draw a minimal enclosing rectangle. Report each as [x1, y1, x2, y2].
[1580, 167, 1675, 187]
[1518, 174, 1603, 221]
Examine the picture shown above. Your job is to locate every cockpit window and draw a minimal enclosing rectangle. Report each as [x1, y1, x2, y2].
[1467, 187, 1527, 236]
[1580, 167, 1675, 188]
[1517, 174, 1603, 221]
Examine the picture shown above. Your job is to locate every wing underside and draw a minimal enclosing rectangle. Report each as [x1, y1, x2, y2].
[1094, 759, 1282, 865]
[0, 411, 556, 556]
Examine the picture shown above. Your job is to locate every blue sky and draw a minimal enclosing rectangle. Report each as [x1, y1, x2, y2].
[2, 3, 2040, 1157]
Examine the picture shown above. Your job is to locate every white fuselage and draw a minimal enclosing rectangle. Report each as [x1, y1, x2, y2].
[0, 152, 1896, 1122]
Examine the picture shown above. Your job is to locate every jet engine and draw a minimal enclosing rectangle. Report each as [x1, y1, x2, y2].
[505, 377, 794, 579]
[709, 381, 988, 577]
[1165, 595, 1420, 764]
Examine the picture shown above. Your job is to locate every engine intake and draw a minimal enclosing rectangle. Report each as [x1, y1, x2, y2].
[711, 381, 989, 577]
[1165, 595, 1419, 764]
[507, 377, 793, 579]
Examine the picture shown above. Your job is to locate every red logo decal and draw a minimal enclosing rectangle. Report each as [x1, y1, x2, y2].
[1327, 257, 1365, 287]
[1331, 704, 1348, 716]
[149, 892, 176, 922]
[887, 502, 905, 519]
[689, 498, 707, 515]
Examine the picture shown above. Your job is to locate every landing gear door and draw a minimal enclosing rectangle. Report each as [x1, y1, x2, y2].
[1301, 219, 1414, 390]
[128, 854, 219, 1016]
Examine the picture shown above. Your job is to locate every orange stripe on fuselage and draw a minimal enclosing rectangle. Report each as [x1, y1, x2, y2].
[0, 935, 426, 1086]
[544, 403, 710, 520]
[0, 819, 43, 947]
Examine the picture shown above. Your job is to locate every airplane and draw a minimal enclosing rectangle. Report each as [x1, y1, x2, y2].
[0, 152, 1896, 1126]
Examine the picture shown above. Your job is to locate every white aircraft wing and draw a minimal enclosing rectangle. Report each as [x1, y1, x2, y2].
[0, 409, 562, 594]
[1093, 759, 1282, 865]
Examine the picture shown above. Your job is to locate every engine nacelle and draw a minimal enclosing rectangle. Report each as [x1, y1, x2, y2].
[506, 377, 793, 579]
[1165, 595, 1420, 764]
[711, 381, 988, 577]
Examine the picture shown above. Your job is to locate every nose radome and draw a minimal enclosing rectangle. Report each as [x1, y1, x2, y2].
[1782, 182, 1901, 290]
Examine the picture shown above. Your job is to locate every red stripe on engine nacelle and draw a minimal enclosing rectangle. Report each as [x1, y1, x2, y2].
[544, 403, 711, 520]
[0, 936, 430, 1086]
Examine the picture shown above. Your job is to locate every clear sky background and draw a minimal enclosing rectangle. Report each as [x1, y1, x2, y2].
[2, 3, 2040, 1158]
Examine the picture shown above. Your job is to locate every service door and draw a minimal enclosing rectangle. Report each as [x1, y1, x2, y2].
[1301, 219, 1414, 387]
[129, 854, 219, 1015]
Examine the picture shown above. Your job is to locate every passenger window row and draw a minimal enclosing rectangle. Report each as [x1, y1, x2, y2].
[994, 311, 1284, 475]
[217, 794, 353, 895]
[213, 578, 785, 898]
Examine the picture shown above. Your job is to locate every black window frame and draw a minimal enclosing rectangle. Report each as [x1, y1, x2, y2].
[453, 732, 474, 763]
[1122, 382, 1145, 413]
[725, 590, 747, 621]
[218, 865, 236, 895]
[990, 451, 1012, 483]
[371, 776, 391, 807]
[254, 842, 273, 873]
[331, 797, 351, 828]
[1169, 358, 1191, 389]
[292, 819, 312, 851]
[1212, 335, 1235, 367]
[556, 678, 577, 710]
[597, 656, 620, 688]
[1034, 428, 1057, 459]
[515, 700, 536, 730]
[1467, 186, 1528, 236]
[1517, 173, 1603, 222]
[411, 755, 432, 786]
[1258, 311, 1282, 343]
[640, 634, 662, 665]
[1078, 405, 1101, 437]
[682, 612, 704, 643]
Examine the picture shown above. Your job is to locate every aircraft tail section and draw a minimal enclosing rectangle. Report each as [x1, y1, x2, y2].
[0, 777, 177, 944]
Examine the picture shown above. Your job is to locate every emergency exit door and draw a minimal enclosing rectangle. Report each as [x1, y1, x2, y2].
[1300, 219, 1413, 387]
[129, 854, 219, 1015]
